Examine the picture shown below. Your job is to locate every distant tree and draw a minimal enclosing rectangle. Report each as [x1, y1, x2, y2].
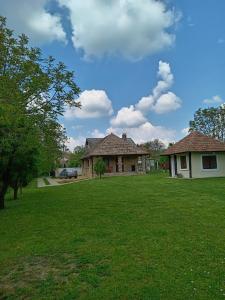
[142, 139, 166, 158]
[189, 106, 225, 140]
[0, 16, 80, 209]
[94, 158, 106, 179]
[159, 156, 169, 171]
[69, 146, 85, 167]
[168, 142, 174, 147]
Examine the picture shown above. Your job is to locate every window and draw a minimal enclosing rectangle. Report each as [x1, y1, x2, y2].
[202, 155, 217, 170]
[180, 155, 187, 169]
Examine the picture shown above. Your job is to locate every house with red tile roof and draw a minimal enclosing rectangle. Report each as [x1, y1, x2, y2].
[162, 131, 225, 178]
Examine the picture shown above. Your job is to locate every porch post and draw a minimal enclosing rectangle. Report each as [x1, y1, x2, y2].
[91, 157, 94, 177]
[189, 152, 192, 178]
[171, 155, 175, 177]
[118, 156, 123, 173]
[142, 155, 146, 173]
[168, 156, 172, 177]
[174, 155, 177, 176]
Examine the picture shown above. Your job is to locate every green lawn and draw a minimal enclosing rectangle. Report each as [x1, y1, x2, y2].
[1, 173, 225, 299]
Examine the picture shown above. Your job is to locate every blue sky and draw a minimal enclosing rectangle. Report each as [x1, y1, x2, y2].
[1, 0, 225, 149]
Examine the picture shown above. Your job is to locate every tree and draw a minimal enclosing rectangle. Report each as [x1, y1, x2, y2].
[37, 122, 67, 175]
[0, 16, 80, 209]
[189, 106, 225, 140]
[69, 146, 85, 167]
[141, 139, 165, 158]
[7, 115, 39, 200]
[94, 158, 106, 179]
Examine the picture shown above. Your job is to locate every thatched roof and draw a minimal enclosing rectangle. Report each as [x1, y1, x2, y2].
[83, 133, 148, 158]
[163, 131, 225, 155]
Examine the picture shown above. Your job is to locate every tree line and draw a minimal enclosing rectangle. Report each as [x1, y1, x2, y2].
[0, 16, 80, 209]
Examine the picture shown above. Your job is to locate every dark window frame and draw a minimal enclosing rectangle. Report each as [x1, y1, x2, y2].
[180, 155, 187, 170]
[202, 155, 217, 170]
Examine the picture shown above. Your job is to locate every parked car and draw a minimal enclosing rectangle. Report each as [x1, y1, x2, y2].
[59, 168, 78, 179]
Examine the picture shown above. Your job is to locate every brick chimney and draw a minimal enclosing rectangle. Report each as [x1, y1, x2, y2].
[122, 133, 127, 140]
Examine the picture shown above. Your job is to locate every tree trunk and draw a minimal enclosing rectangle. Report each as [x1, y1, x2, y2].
[0, 193, 4, 210]
[20, 185, 23, 196]
[13, 186, 18, 200]
[0, 181, 9, 210]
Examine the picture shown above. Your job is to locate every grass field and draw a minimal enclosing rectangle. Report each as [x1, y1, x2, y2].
[1, 173, 225, 299]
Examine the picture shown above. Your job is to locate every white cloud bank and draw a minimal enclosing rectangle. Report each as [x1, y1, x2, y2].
[64, 90, 113, 119]
[58, 0, 180, 60]
[107, 121, 176, 145]
[67, 122, 176, 150]
[1, 0, 180, 61]
[0, 0, 66, 44]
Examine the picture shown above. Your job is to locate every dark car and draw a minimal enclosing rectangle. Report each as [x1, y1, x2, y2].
[59, 169, 78, 179]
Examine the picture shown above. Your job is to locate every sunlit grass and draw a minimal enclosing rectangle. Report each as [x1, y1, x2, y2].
[1, 173, 225, 299]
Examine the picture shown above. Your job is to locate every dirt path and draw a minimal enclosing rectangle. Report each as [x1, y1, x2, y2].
[37, 177, 90, 188]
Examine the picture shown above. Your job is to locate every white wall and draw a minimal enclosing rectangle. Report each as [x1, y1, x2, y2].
[176, 153, 190, 178]
[171, 155, 175, 177]
[192, 152, 225, 178]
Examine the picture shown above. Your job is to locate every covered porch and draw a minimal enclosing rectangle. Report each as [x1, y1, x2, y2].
[82, 154, 147, 177]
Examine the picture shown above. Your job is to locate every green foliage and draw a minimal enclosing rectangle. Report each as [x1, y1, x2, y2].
[69, 146, 85, 167]
[141, 139, 165, 159]
[189, 106, 225, 140]
[94, 158, 106, 178]
[159, 156, 168, 164]
[0, 16, 80, 208]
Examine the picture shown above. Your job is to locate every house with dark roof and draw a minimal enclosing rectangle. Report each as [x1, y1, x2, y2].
[162, 131, 225, 178]
[82, 133, 149, 177]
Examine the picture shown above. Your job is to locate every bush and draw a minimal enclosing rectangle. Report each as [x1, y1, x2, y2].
[94, 158, 106, 179]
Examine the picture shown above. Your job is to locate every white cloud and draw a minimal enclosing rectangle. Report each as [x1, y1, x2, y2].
[91, 129, 105, 138]
[58, 0, 179, 60]
[203, 95, 223, 105]
[64, 90, 113, 119]
[136, 95, 155, 112]
[66, 136, 86, 151]
[181, 127, 190, 135]
[136, 60, 181, 114]
[0, 0, 66, 44]
[153, 61, 174, 98]
[110, 105, 147, 128]
[107, 60, 181, 139]
[107, 121, 175, 145]
[152, 92, 181, 114]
